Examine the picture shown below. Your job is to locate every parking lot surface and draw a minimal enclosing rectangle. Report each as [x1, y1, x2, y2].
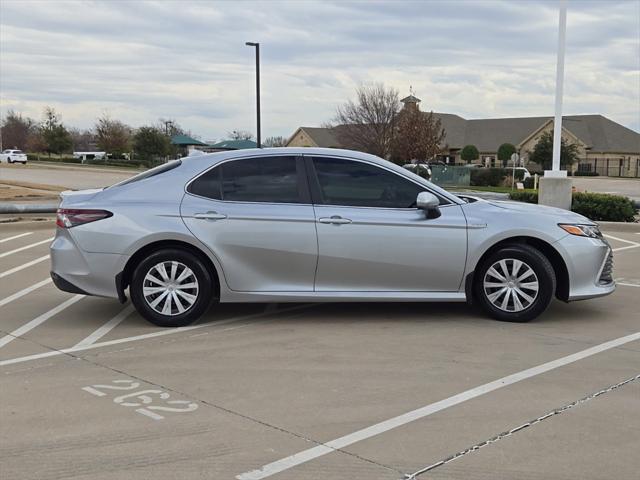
[1, 220, 639, 479]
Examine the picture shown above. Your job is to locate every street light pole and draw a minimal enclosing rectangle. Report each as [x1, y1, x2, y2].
[245, 42, 261, 148]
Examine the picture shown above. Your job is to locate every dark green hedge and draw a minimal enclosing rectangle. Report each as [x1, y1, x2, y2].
[470, 168, 525, 186]
[509, 191, 637, 222]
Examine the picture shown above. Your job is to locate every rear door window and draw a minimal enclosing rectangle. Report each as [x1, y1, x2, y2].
[188, 156, 302, 204]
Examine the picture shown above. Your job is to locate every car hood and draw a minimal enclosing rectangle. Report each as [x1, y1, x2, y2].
[486, 199, 594, 224]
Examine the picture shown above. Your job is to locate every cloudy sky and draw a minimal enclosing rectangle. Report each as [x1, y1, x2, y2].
[1, 0, 638, 141]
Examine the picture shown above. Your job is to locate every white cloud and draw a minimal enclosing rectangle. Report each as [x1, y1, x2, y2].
[0, 0, 638, 140]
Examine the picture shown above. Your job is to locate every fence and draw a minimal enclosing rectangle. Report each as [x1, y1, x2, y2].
[578, 158, 639, 178]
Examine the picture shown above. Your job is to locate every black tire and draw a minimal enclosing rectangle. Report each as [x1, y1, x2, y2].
[7, 158, 12, 164]
[130, 248, 215, 327]
[474, 244, 556, 322]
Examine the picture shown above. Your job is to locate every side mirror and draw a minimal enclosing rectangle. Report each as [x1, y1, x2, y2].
[416, 192, 441, 219]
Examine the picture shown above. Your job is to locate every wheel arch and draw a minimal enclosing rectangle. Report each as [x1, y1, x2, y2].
[465, 236, 570, 303]
[118, 239, 221, 303]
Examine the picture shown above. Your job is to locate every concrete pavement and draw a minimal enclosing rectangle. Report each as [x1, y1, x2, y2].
[1, 222, 639, 480]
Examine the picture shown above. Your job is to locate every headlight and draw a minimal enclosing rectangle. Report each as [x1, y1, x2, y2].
[558, 224, 601, 238]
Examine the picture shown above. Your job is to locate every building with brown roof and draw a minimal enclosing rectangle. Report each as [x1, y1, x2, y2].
[286, 96, 640, 176]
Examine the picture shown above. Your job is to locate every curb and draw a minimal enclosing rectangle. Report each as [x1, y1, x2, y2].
[597, 221, 640, 233]
[0, 204, 57, 214]
[0, 219, 56, 232]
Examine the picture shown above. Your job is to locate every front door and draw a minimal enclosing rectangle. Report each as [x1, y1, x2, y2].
[308, 156, 467, 292]
[181, 155, 317, 292]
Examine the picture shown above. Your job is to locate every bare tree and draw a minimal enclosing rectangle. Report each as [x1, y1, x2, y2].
[332, 83, 400, 158]
[227, 129, 255, 141]
[390, 106, 446, 168]
[69, 128, 97, 151]
[263, 136, 287, 147]
[0, 110, 35, 150]
[95, 114, 131, 157]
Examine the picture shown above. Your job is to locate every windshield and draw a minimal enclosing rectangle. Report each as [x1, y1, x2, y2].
[108, 160, 182, 189]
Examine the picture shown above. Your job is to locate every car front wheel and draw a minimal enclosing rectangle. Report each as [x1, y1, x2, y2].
[474, 244, 556, 322]
[130, 248, 214, 327]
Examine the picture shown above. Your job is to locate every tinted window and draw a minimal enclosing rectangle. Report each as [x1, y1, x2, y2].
[189, 156, 301, 203]
[313, 157, 425, 208]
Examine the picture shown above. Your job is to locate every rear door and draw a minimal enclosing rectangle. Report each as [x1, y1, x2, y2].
[307, 156, 468, 292]
[181, 155, 318, 292]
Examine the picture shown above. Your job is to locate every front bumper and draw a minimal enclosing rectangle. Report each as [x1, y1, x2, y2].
[554, 233, 616, 301]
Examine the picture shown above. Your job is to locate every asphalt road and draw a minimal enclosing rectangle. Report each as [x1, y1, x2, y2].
[0, 162, 137, 189]
[1, 221, 639, 479]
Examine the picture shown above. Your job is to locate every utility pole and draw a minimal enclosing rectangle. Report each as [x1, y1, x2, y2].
[245, 42, 261, 148]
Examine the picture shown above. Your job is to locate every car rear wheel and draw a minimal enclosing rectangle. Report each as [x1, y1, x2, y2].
[474, 244, 555, 322]
[130, 248, 214, 327]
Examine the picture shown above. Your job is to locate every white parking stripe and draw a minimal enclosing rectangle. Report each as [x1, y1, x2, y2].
[604, 234, 640, 246]
[0, 295, 83, 349]
[236, 330, 640, 480]
[618, 282, 640, 288]
[0, 278, 52, 308]
[0, 255, 50, 278]
[0, 304, 313, 367]
[73, 304, 135, 348]
[0, 232, 33, 244]
[612, 244, 640, 252]
[0, 237, 53, 258]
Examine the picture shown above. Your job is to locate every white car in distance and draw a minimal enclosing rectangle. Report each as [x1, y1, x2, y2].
[0, 149, 28, 164]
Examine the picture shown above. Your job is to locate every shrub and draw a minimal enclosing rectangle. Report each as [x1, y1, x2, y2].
[470, 168, 508, 186]
[509, 191, 539, 204]
[508, 191, 638, 222]
[571, 192, 637, 222]
[523, 176, 535, 189]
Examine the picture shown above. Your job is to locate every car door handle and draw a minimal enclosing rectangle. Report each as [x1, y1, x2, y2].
[318, 216, 352, 225]
[193, 211, 227, 221]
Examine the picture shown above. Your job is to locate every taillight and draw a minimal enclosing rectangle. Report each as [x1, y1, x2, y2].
[56, 209, 112, 228]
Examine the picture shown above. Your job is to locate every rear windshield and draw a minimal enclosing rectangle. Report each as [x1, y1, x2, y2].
[108, 160, 182, 188]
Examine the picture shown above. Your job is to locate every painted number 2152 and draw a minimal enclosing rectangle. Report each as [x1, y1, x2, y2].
[82, 379, 198, 420]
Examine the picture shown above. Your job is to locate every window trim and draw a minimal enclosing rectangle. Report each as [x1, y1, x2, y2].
[304, 155, 453, 210]
[185, 155, 311, 206]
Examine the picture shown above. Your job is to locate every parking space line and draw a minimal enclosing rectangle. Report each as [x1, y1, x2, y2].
[0, 232, 33, 244]
[73, 304, 135, 348]
[0, 304, 314, 367]
[604, 234, 640, 246]
[0, 237, 53, 258]
[236, 330, 640, 480]
[612, 244, 640, 252]
[0, 295, 84, 349]
[618, 282, 640, 288]
[0, 278, 52, 308]
[0, 255, 50, 278]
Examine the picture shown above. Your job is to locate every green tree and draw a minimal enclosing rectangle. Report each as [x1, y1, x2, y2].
[133, 126, 171, 161]
[461, 144, 479, 163]
[528, 131, 579, 170]
[95, 115, 131, 157]
[497, 143, 517, 165]
[41, 107, 72, 155]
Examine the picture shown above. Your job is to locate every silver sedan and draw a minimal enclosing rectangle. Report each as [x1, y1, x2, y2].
[50, 148, 614, 327]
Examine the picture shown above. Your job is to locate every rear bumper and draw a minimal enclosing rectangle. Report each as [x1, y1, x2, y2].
[50, 228, 128, 299]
